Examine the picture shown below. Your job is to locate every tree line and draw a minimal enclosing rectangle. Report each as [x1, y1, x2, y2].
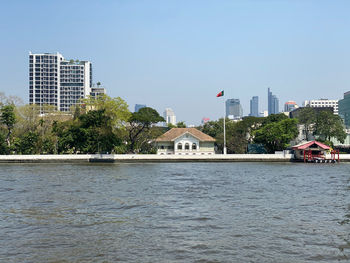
[199, 108, 346, 154]
[0, 93, 165, 154]
[0, 92, 347, 155]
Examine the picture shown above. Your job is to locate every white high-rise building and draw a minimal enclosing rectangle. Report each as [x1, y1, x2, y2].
[303, 99, 338, 115]
[163, 108, 176, 126]
[29, 52, 92, 112]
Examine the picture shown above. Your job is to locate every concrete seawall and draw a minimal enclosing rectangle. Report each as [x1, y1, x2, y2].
[0, 153, 349, 163]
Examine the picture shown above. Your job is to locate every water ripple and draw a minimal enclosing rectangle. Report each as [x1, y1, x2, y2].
[0, 162, 349, 262]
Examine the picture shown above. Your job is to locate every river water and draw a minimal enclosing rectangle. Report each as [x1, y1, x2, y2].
[0, 162, 349, 262]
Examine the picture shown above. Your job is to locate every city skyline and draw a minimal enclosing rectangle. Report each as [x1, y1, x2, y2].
[1, 1, 350, 124]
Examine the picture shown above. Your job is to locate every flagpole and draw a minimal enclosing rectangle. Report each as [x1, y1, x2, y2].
[223, 97, 227, 155]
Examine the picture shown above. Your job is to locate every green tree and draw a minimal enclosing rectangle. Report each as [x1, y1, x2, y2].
[314, 111, 346, 143]
[14, 104, 68, 154]
[13, 131, 39, 154]
[166, 121, 186, 129]
[53, 109, 122, 154]
[0, 132, 8, 154]
[82, 94, 131, 128]
[79, 109, 121, 153]
[199, 117, 263, 154]
[201, 118, 239, 153]
[253, 118, 298, 153]
[127, 107, 165, 153]
[176, 121, 186, 128]
[0, 104, 17, 147]
[53, 121, 78, 153]
[200, 119, 224, 138]
[167, 123, 176, 128]
[263, 113, 288, 125]
[297, 107, 316, 140]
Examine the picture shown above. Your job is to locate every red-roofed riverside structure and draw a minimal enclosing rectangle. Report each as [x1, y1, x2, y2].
[292, 141, 339, 163]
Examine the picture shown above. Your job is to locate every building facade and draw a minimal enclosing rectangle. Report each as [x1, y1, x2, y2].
[250, 96, 259, 117]
[284, 101, 298, 112]
[29, 52, 92, 112]
[90, 86, 106, 98]
[164, 108, 176, 126]
[303, 99, 338, 115]
[226, 99, 243, 119]
[268, 88, 279, 115]
[155, 128, 215, 155]
[135, 104, 146, 112]
[338, 91, 350, 128]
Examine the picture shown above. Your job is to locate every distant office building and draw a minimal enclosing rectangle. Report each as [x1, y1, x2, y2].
[284, 101, 298, 112]
[303, 99, 338, 115]
[90, 86, 106, 98]
[339, 91, 350, 128]
[267, 88, 279, 115]
[29, 52, 93, 112]
[260, 110, 268, 117]
[226, 99, 243, 119]
[250, 96, 259, 117]
[135, 104, 146, 112]
[201, 117, 210, 125]
[164, 108, 176, 126]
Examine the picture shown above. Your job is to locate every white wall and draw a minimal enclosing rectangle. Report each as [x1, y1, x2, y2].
[174, 134, 199, 153]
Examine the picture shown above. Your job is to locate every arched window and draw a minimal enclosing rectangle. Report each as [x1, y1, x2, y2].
[192, 143, 197, 150]
[185, 143, 190, 150]
[177, 143, 182, 150]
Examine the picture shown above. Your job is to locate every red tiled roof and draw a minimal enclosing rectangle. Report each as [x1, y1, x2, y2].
[155, 128, 216, 142]
[292, 141, 330, 150]
[285, 101, 296, 105]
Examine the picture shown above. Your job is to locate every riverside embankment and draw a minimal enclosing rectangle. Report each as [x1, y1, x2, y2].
[1, 153, 350, 163]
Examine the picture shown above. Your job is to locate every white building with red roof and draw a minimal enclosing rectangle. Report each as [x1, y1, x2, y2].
[155, 128, 216, 155]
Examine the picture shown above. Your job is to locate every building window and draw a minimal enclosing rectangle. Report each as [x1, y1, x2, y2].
[192, 143, 197, 150]
[177, 143, 182, 150]
[185, 143, 190, 150]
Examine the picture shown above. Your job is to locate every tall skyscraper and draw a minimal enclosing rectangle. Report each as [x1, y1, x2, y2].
[226, 99, 243, 119]
[250, 96, 259, 117]
[29, 52, 92, 112]
[135, 104, 146, 112]
[268, 88, 279, 115]
[163, 108, 176, 126]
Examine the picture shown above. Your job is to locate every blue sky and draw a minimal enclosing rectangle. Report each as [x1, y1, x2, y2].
[1, 0, 350, 124]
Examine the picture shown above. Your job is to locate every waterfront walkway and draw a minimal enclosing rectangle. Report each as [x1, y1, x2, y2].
[0, 153, 350, 163]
